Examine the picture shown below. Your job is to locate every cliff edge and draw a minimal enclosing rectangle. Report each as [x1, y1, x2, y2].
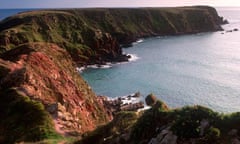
[0, 6, 224, 65]
[0, 6, 227, 143]
[0, 42, 111, 143]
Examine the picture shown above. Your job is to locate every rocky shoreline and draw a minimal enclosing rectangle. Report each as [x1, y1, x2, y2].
[0, 6, 231, 143]
[98, 92, 146, 114]
[0, 6, 226, 66]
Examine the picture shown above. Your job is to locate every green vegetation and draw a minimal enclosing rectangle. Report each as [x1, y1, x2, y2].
[0, 88, 59, 143]
[75, 96, 240, 144]
[130, 99, 170, 143]
[171, 106, 220, 138]
[0, 6, 227, 143]
[0, 6, 223, 65]
[76, 111, 138, 144]
[145, 93, 157, 106]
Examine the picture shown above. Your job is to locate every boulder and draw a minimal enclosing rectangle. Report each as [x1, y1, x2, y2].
[233, 28, 239, 31]
[145, 93, 157, 106]
[148, 127, 177, 144]
[200, 119, 209, 136]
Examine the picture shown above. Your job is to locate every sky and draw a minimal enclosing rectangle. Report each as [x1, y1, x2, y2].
[0, 0, 239, 8]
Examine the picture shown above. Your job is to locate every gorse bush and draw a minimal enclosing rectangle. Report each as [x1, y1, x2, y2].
[171, 105, 220, 138]
[0, 88, 59, 143]
[206, 127, 221, 139]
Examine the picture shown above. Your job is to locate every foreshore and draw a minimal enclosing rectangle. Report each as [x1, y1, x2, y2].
[97, 92, 147, 114]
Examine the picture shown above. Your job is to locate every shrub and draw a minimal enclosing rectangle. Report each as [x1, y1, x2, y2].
[220, 112, 240, 131]
[0, 88, 58, 143]
[206, 127, 221, 139]
[131, 100, 170, 142]
[145, 93, 157, 106]
[171, 105, 220, 138]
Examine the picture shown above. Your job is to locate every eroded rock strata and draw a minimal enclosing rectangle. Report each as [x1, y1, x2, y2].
[0, 43, 111, 143]
[0, 6, 227, 143]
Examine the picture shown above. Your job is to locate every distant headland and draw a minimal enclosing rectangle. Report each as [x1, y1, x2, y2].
[0, 6, 234, 144]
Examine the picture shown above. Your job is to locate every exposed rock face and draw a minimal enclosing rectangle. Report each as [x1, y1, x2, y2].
[148, 127, 177, 144]
[0, 42, 111, 138]
[0, 12, 128, 65]
[0, 6, 224, 65]
[0, 6, 227, 143]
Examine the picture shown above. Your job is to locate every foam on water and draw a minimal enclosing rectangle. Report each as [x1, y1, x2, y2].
[128, 54, 140, 62]
[133, 39, 144, 45]
[78, 53, 140, 72]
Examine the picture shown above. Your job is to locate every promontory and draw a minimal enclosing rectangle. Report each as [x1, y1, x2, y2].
[0, 6, 235, 144]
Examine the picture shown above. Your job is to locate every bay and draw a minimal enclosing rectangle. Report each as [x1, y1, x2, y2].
[82, 7, 240, 113]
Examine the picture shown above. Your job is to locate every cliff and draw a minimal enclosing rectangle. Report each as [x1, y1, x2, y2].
[77, 97, 240, 144]
[0, 6, 227, 143]
[0, 6, 224, 65]
[0, 42, 111, 143]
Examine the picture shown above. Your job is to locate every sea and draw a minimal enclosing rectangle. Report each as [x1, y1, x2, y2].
[1, 7, 240, 113]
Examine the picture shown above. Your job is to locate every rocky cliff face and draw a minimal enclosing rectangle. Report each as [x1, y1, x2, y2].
[0, 42, 111, 143]
[0, 6, 224, 65]
[0, 6, 226, 143]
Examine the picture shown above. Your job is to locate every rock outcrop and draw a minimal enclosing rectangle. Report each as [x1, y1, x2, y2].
[148, 127, 177, 144]
[0, 6, 227, 143]
[76, 97, 240, 144]
[0, 42, 111, 143]
[145, 93, 157, 106]
[0, 6, 225, 65]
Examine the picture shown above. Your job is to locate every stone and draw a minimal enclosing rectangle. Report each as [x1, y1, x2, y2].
[156, 128, 177, 144]
[229, 129, 238, 136]
[45, 103, 58, 116]
[200, 119, 209, 136]
[232, 138, 240, 144]
[233, 28, 239, 31]
[145, 93, 157, 106]
[149, 127, 177, 144]
[132, 92, 141, 97]
[148, 138, 158, 144]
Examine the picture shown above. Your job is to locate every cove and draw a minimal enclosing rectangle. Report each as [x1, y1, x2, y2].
[82, 30, 240, 113]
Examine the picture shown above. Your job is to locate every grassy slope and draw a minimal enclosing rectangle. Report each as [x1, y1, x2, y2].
[0, 6, 226, 143]
[0, 6, 223, 65]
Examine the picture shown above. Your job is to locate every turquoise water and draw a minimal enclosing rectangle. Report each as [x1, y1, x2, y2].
[1, 8, 239, 113]
[82, 8, 240, 113]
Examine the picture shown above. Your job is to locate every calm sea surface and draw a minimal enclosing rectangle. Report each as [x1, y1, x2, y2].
[1, 8, 240, 113]
[82, 7, 240, 113]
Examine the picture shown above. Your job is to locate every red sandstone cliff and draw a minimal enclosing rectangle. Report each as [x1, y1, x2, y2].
[0, 42, 111, 137]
